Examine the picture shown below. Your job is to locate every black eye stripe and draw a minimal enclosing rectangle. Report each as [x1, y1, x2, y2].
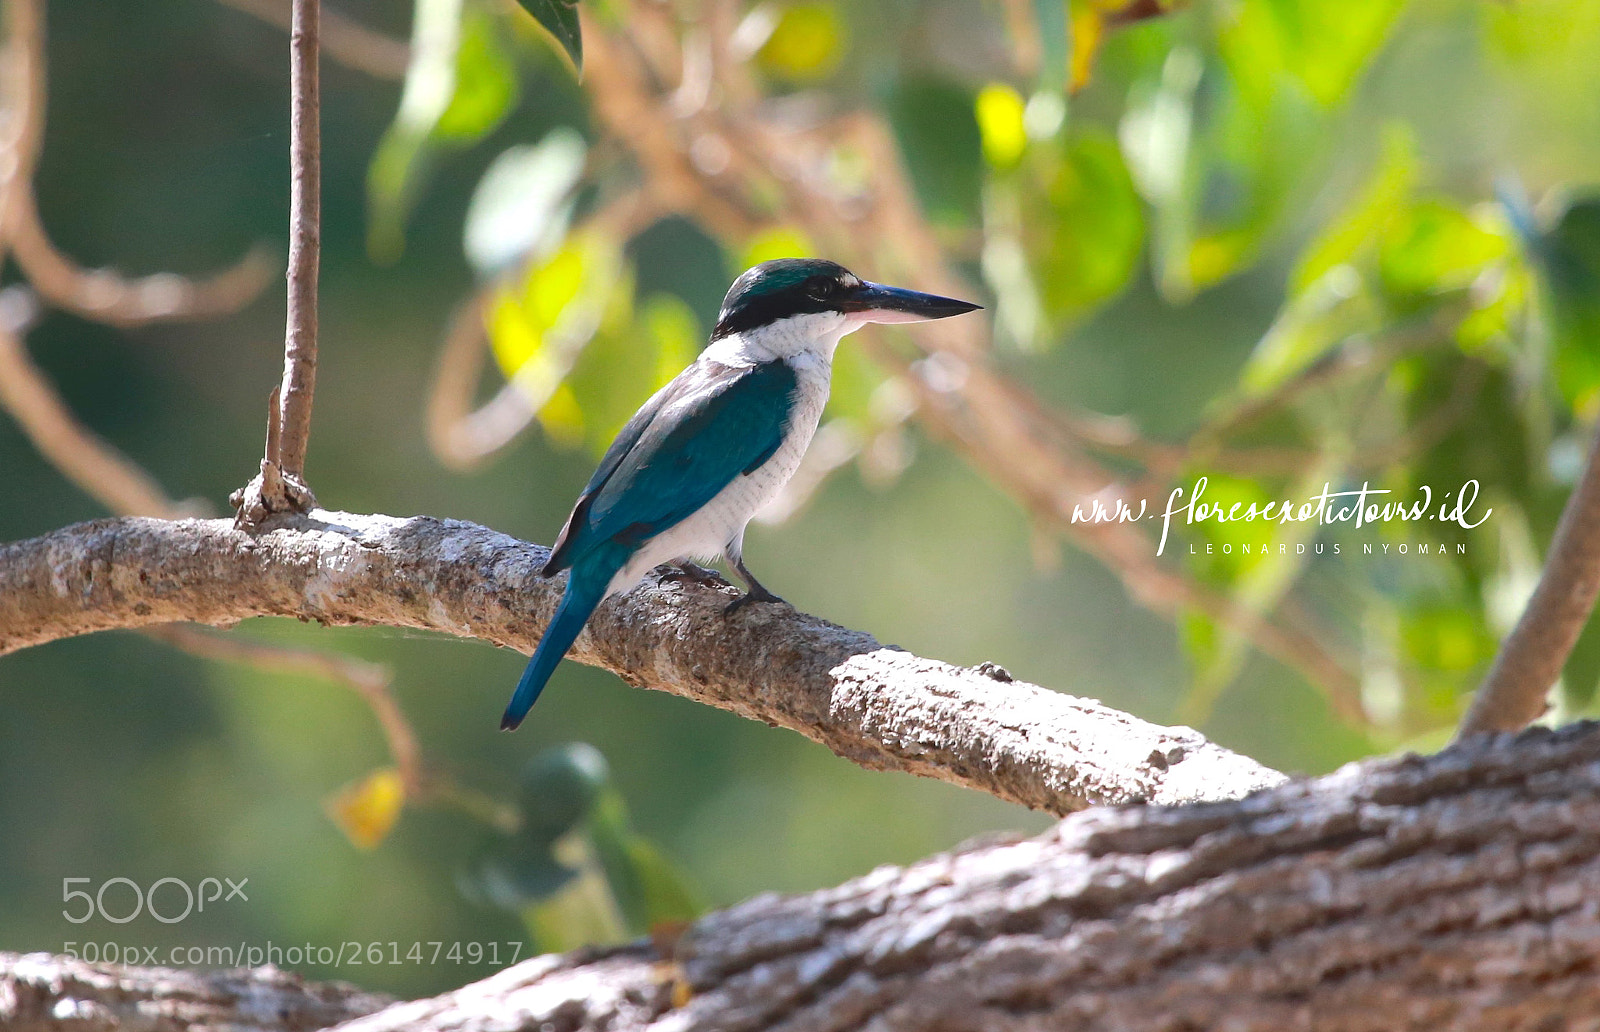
[711, 259, 862, 341]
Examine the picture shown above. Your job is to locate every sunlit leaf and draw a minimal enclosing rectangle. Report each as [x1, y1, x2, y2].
[1218, 0, 1404, 113]
[640, 294, 702, 387]
[1126, 0, 1403, 299]
[537, 380, 587, 448]
[738, 226, 816, 271]
[975, 83, 1028, 169]
[1235, 269, 1372, 398]
[1377, 201, 1508, 301]
[327, 768, 405, 850]
[758, 2, 844, 81]
[486, 231, 628, 440]
[368, 0, 520, 262]
[1068, 2, 1103, 92]
[1020, 128, 1144, 328]
[464, 129, 587, 278]
[1291, 126, 1416, 296]
[511, 0, 582, 70]
[438, 7, 519, 138]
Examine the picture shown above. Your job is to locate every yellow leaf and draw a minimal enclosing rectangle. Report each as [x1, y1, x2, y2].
[537, 380, 586, 448]
[758, 3, 844, 81]
[327, 768, 405, 850]
[488, 286, 543, 376]
[528, 246, 587, 327]
[641, 295, 702, 387]
[975, 84, 1027, 169]
[1069, 5, 1104, 93]
[738, 226, 816, 270]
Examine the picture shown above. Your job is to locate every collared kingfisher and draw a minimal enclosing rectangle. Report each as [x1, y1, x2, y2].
[501, 258, 981, 730]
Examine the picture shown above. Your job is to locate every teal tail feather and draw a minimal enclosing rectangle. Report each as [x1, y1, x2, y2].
[501, 568, 611, 731]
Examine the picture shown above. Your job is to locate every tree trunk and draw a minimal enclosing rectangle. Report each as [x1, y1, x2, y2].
[5, 721, 1597, 1032]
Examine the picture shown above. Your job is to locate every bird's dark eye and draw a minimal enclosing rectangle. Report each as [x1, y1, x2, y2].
[811, 277, 837, 299]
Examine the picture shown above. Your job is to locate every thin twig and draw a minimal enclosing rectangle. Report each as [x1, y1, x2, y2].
[144, 623, 426, 796]
[8, 206, 276, 327]
[277, 0, 320, 483]
[0, 0, 273, 328]
[214, 0, 410, 80]
[232, 0, 321, 525]
[1459, 416, 1600, 736]
[0, 292, 184, 518]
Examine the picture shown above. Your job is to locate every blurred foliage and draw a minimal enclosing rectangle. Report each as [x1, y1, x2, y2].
[6, 0, 1600, 1000]
[459, 745, 700, 953]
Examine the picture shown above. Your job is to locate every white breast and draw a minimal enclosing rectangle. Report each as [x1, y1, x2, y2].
[604, 323, 844, 595]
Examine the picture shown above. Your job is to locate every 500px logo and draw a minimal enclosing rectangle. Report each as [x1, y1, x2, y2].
[62, 877, 249, 924]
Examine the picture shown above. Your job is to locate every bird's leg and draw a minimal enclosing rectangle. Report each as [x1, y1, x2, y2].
[725, 555, 786, 614]
[658, 561, 725, 588]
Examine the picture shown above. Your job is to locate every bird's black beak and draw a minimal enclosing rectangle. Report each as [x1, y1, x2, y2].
[842, 282, 983, 324]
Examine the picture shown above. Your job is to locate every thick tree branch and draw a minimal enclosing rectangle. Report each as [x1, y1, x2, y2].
[6, 722, 1597, 1032]
[0, 952, 390, 1032]
[1459, 415, 1600, 737]
[0, 512, 1283, 813]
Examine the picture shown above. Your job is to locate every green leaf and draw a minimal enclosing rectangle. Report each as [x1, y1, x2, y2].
[367, 0, 520, 262]
[1377, 200, 1509, 302]
[887, 77, 984, 228]
[1290, 125, 1416, 297]
[1537, 198, 1600, 415]
[517, 743, 610, 845]
[985, 125, 1143, 346]
[436, 7, 520, 139]
[1028, 129, 1144, 323]
[463, 129, 587, 278]
[1217, 0, 1405, 113]
[586, 788, 701, 934]
[513, 0, 582, 71]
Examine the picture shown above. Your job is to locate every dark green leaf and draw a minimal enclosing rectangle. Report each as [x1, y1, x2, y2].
[514, 0, 582, 71]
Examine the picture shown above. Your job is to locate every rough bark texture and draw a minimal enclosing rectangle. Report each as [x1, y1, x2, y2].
[5, 722, 1597, 1032]
[0, 512, 1282, 813]
[0, 952, 390, 1032]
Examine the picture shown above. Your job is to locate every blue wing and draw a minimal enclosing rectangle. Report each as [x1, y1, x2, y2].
[543, 359, 798, 575]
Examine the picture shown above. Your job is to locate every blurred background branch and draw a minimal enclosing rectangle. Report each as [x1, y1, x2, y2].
[216, 0, 411, 80]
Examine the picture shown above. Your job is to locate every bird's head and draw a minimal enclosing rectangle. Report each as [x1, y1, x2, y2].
[710, 258, 981, 354]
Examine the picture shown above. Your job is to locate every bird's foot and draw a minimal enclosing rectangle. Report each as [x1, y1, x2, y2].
[724, 585, 786, 615]
[659, 561, 726, 589]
